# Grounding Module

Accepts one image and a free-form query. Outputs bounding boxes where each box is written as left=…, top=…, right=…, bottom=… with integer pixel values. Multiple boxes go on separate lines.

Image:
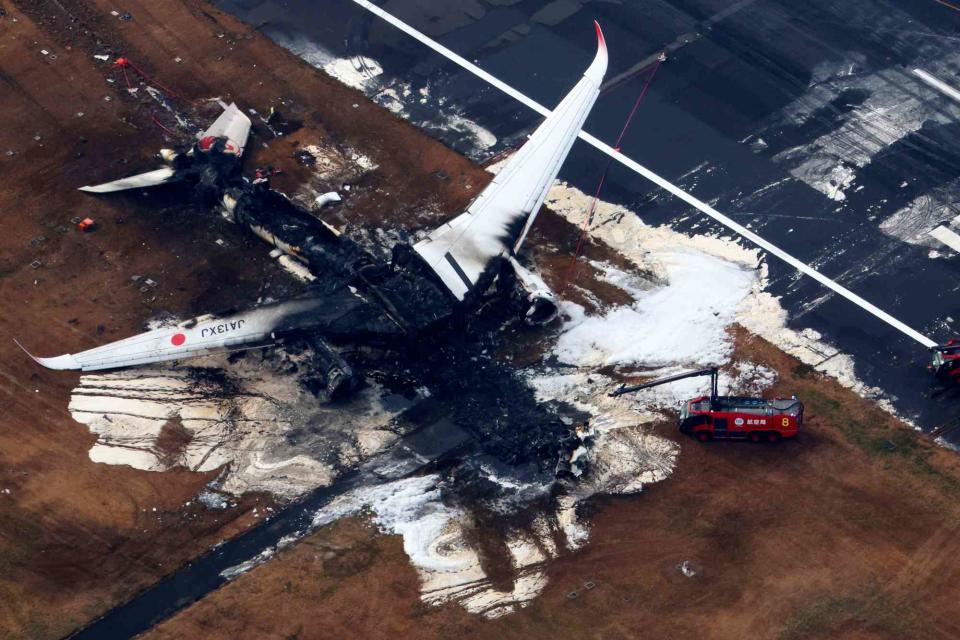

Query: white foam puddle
left=317, top=476, right=548, bottom=617
left=69, top=352, right=403, bottom=499
left=554, top=252, right=756, bottom=369
left=305, top=467, right=649, bottom=618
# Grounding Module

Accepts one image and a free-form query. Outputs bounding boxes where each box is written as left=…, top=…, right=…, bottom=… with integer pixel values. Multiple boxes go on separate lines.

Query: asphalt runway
left=217, top=0, right=960, bottom=432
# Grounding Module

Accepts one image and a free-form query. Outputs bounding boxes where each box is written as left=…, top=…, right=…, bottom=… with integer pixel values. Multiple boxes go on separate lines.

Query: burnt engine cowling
left=506, top=256, right=559, bottom=326
left=300, top=335, right=359, bottom=400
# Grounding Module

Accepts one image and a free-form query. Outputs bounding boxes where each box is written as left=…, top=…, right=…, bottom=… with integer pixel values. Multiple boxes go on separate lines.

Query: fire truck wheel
left=749, top=432, right=763, bottom=443
left=767, top=432, right=781, bottom=444
left=696, top=431, right=712, bottom=442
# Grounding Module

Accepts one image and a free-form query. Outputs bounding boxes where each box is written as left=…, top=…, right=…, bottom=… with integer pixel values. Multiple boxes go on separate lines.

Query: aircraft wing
left=413, top=21, right=608, bottom=301
left=79, top=167, right=178, bottom=193
left=200, top=102, right=251, bottom=156
left=15, top=298, right=327, bottom=371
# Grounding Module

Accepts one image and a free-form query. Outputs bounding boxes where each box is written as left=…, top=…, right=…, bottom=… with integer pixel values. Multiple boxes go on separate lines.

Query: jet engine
left=506, top=256, right=559, bottom=326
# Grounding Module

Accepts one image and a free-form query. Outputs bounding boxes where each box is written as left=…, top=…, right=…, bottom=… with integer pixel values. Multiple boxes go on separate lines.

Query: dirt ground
left=143, top=330, right=960, bottom=640
left=4, top=0, right=960, bottom=639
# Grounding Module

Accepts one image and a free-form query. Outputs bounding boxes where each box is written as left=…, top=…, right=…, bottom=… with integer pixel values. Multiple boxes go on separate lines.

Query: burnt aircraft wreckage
left=20, top=23, right=611, bottom=475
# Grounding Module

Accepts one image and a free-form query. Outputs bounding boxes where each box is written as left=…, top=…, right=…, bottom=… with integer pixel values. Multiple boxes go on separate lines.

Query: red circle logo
left=171, top=333, right=186, bottom=346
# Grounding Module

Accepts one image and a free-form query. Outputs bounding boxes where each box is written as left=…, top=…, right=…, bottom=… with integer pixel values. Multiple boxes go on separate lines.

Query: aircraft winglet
left=595, top=20, right=606, bottom=54
left=14, top=339, right=81, bottom=370
left=585, top=21, right=608, bottom=85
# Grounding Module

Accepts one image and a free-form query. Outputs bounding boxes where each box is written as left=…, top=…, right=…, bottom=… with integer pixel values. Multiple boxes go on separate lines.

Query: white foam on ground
left=68, top=352, right=403, bottom=499
left=273, top=32, right=383, bottom=92
left=524, top=369, right=680, bottom=548
left=310, top=475, right=554, bottom=618
left=554, top=252, right=755, bottom=368
left=322, top=57, right=383, bottom=91
left=440, top=114, right=498, bottom=151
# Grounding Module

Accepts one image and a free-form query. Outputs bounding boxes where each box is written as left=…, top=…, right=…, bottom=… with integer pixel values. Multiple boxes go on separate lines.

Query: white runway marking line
left=350, top=0, right=937, bottom=349
left=930, top=224, right=960, bottom=253
left=913, top=68, right=960, bottom=105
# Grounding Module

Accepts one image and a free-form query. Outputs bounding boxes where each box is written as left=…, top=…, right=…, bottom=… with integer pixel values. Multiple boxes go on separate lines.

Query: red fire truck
left=610, top=367, right=803, bottom=443
left=930, top=340, right=960, bottom=385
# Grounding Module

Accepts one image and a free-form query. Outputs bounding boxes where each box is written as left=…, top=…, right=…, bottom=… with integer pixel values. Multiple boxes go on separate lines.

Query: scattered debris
left=313, top=192, right=341, bottom=209
left=77, top=218, right=96, bottom=232
left=30, top=260, right=42, bottom=270
left=93, top=54, right=110, bottom=62
left=293, top=149, right=316, bottom=166
left=678, top=560, right=697, bottom=578
left=276, top=254, right=316, bottom=283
